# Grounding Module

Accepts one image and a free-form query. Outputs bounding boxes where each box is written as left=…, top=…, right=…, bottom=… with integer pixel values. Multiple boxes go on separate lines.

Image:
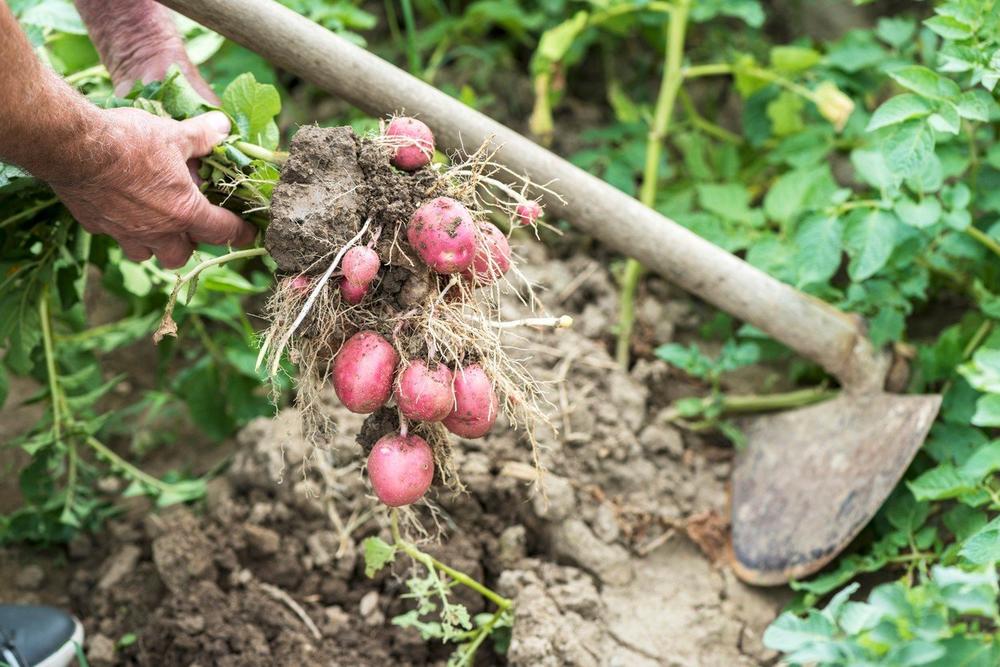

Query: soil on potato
left=0, top=237, right=789, bottom=666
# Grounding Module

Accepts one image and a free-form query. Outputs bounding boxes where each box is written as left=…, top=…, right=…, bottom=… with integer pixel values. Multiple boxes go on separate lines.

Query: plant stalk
left=390, top=510, right=512, bottom=610
left=615, top=0, right=689, bottom=367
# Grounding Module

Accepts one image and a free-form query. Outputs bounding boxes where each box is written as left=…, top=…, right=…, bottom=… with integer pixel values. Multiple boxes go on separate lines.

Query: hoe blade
left=730, top=393, right=941, bottom=586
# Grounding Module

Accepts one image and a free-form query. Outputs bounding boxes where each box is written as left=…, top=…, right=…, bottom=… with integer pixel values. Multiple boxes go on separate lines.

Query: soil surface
left=0, top=236, right=789, bottom=666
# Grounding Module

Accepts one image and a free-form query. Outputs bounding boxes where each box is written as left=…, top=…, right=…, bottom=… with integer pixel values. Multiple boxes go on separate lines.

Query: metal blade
left=730, top=393, right=942, bottom=586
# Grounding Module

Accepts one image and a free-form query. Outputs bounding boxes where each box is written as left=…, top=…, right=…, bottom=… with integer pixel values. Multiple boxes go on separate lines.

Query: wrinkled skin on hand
left=50, top=109, right=257, bottom=268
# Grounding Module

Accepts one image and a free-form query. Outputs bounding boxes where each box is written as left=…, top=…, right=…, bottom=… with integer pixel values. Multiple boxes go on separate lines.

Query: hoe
left=160, top=0, right=942, bottom=585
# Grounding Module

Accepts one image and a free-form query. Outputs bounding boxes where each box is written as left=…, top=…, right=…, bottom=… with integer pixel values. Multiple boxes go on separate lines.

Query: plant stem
left=390, top=510, right=512, bottom=610
left=399, top=0, right=422, bottom=74
left=663, top=385, right=836, bottom=422
left=84, top=436, right=177, bottom=494
left=63, top=64, right=108, bottom=86
left=965, top=225, right=1000, bottom=260
left=684, top=63, right=819, bottom=103
left=0, top=197, right=60, bottom=230
left=233, top=140, right=288, bottom=165
left=615, top=0, right=689, bottom=367
left=39, top=291, right=62, bottom=442
left=455, top=606, right=508, bottom=667
left=678, top=88, right=743, bottom=144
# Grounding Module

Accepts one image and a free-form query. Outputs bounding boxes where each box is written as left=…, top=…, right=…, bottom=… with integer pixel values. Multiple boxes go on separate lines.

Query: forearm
left=0, top=4, right=105, bottom=185
left=74, top=0, right=191, bottom=91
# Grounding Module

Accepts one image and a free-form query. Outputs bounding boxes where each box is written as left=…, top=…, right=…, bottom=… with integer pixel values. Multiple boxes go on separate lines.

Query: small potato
left=395, top=360, right=454, bottom=422
left=332, top=331, right=399, bottom=413
left=385, top=117, right=435, bottom=171
left=443, top=364, right=499, bottom=438
left=367, top=433, right=435, bottom=506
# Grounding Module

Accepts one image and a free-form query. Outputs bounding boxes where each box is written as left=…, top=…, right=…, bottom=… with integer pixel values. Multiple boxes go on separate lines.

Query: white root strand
left=268, top=217, right=372, bottom=375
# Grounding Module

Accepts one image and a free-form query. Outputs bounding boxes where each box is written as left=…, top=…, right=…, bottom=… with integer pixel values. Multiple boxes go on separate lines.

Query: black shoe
left=0, top=605, right=84, bottom=667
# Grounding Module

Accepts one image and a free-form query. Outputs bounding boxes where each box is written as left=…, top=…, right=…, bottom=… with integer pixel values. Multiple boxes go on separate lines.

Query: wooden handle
left=159, top=0, right=886, bottom=390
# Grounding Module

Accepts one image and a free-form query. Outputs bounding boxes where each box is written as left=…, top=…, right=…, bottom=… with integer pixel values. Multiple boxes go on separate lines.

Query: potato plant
left=5, top=0, right=1000, bottom=665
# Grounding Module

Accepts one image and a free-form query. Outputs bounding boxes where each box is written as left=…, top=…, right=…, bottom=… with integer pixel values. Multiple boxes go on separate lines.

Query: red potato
left=342, top=246, right=380, bottom=287
left=443, top=364, right=499, bottom=438
left=395, top=360, right=454, bottom=422
left=385, top=117, right=435, bottom=171
left=515, top=201, right=543, bottom=226
left=367, top=433, right=435, bottom=506
left=288, top=275, right=311, bottom=294
left=332, top=331, right=399, bottom=413
left=407, top=197, right=477, bottom=274
left=340, top=278, right=368, bottom=305
left=462, top=223, right=511, bottom=286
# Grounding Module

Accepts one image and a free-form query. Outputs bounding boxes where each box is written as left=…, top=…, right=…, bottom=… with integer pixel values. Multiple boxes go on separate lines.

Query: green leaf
left=19, top=0, right=87, bottom=34
left=867, top=94, right=933, bottom=132
left=844, top=209, right=900, bottom=281
left=876, top=17, right=917, bottom=48
left=888, top=65, right=961, bottom=99
left=795, top=214, right=843, bottom=287
left=762, top=611, right=837, bottom=658
left=764, top=166, right=836, bottom=225
left=928, top=101, right=961, bottom=134
left=362, top=536, right=397, bottom=577
left=222, top=73, right=281, bottom=149
left=158, top=65, right=212, bottom=119
left=766, top=90, right=805, bottom=136
left=894, top=196, right=942, bottom=228
left=689, top=0, right=764, bottom=27
left=960, top=516, right=1000, bottom=565
left=923, top=15, right=974, bottom=41
left=696, top=183, right=762, bottom=225
left=959, top=440, right=1000, bottom=481
left=850, top=149, right=899, bottom=190
left=956, top=90, right=993, bottom=122
left=882, top=121, right=935, bottom=178
left=907, top=464, right=978, bottom=501
left=199, top=266, right=267, bottom=294
left=826, top=30, right=887, bottom=72
left=959, top=348, right=1000, bottom=393
left=0, top=363, right=7, bottom=408
left=971, top=394, right=1000, bottom=427
left=534, top=11, right=588, bottom=66
left=925, top=637, right=1000, bottom=667
left=770, top=45, right=821, bottom=73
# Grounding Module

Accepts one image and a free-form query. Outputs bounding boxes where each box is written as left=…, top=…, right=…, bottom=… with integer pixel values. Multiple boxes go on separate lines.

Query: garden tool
left=158, top=0, right=942, bottom=585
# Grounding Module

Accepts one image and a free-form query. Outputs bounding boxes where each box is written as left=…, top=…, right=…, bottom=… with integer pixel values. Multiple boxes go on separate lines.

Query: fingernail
left=204, top=111, right=231, bottom=138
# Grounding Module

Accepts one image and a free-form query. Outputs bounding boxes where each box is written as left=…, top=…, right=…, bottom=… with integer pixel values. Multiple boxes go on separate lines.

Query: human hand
left=49, top=108, right=256, bottom=268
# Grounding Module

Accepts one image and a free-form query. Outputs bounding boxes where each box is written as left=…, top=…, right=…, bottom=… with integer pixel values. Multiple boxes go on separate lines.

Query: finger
left=178, top=111, right=232, bottom=158
left=151, top=235, right=195, bottom=270
left=187, top=158, right=203, bottom=185
left=184, top=192, right=258, bottom=247
left=119, top=240, right=153, bottom=262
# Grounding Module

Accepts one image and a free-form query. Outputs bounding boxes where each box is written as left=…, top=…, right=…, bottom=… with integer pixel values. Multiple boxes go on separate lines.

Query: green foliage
left=362, top=536, right=397, bottom=577
left=766, top=572, right=1000, bottom=666
left=527, top=0, right=1000, bottom=661
left=0, top=8, right=290, bottom=542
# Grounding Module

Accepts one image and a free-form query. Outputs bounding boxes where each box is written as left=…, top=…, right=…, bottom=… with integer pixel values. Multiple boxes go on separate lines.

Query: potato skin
left=407, top=197, right=477, bottom=274
left=395, top=360, right=454, bottom=422
left=342, top=246, right=380, bottom=286
left=385, top=117, right=435, bottom=171
left=443, top=364, right=499, bottom=438
left=462, top=223, right=511, bottom=286
left=367, top=434, right=434, bottom=506
left=515, top=201, right=542, bottom=226
left=332, top=331, right=399, bottom=413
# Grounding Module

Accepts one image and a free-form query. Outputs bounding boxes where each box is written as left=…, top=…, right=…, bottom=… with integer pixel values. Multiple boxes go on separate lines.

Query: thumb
left=183, top=187, right=258, bottom=247
left=179, top=111, right=232, bottom=158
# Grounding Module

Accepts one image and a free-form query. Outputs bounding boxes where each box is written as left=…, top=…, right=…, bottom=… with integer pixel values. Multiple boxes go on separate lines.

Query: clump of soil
left=0, top=240, right=788, bottom=666
left=259, top=125, right=558, bottom=502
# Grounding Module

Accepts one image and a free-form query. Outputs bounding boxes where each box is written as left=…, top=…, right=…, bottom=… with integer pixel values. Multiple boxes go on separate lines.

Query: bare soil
left=0, top=236, right=789, bottom=666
